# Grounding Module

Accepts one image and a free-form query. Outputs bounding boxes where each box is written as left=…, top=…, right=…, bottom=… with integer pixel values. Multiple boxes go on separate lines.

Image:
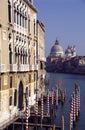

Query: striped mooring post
left=78, top=87, right=80, bottom=114
left=70, top=95, right=74, bottom=130
left=47, top=89, right=50, bottom=115
left=70, top=84, right=80, bottom=130
left=35, top=96, right=38, bottom=115
left=62, top=115, right=64, bottom=130
left=56, top=87, right=58, bottom=107
left=41, top=94, right=44, bottom=119
left=51, top=88, right=54, bottom=105
left=75, top=84, right=80, bottom=117
left=41, top=94, right=44, bottom=130
left=73, top=92, right=76, bottom=124
left=26, top=98, right=29, bottom=130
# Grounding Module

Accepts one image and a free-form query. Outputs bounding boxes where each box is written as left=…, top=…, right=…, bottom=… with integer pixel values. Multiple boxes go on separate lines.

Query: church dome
left=50, top=39, right=64, bottom=57
left=65, top=45, right=77, bottom=58
left=65, top=46, right=72, bottom=54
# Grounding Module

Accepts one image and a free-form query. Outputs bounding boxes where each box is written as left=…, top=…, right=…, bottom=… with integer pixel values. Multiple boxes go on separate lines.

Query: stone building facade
left=37, top=20, right=46, bottom=96
left=0, top=0, right=46, bottom=128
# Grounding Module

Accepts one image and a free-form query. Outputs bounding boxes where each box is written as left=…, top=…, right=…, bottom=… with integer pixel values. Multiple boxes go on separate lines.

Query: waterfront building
left=0, top=0, right=45, bottom=128
left=36, top=20, right=46, bottom=96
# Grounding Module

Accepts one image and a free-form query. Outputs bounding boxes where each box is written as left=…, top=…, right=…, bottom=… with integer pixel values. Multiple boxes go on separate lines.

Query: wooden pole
left=13, top=122, right=14, bottom=130
left=53, top=124, right=55, bottom=130
left=26, top=98, right=29, bottom=130
left=50, top=127, right=53, bottom=130
left=22, top=117, right=24, bottom=130
left=62, top=115, right=64, bottom=130
left=6, top=126, right=8, bottom=130
left=70, top=113, right=73, bottom=130
left=41, top=94, right=43, bottom=130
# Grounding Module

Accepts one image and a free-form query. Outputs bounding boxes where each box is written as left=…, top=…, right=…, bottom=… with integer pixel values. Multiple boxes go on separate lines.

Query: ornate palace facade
left=0, top=0, right=46, bottom=128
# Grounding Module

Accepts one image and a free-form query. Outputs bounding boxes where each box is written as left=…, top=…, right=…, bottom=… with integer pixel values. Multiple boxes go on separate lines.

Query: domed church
left=50, top=39, right=64, bottom=57
left=65, top=45, right=77, bottom=58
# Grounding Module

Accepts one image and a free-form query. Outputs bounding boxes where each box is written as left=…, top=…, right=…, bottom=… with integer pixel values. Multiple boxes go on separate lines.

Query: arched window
left=34, top=19, right=36, bottom=35
left=20, top=9, right=22, bottom=26
left=9, top=96, right=12, bottom=106
left=10, top=76, right=13, bottom=88
left=14, top=89, right=17, bottom=106
left=28, top=16, right=30, bottom=33
left=0, top=77, right=1, bottom=91
left=9, top=44, right=12, bottom=64
left=8, top=0, right=12, bottom=23
left=25, top=87, right=28, bottom=99
left=14, top=7, right=16, bottom=23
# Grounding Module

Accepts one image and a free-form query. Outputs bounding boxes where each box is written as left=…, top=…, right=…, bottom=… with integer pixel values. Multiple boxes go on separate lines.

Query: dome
left=65, top=45, right=77, bottom=58
left=65, top=46, right=72, bottom=54
left=50, top=39, right=64, bottom=57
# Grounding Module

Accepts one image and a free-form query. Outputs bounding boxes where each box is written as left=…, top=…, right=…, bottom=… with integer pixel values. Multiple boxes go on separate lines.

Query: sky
left=34, top=0, right=85, bottom=57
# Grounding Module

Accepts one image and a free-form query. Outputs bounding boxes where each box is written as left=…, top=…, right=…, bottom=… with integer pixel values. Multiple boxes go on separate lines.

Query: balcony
left=17, top=64, right=30, bottom=72
left=24, top=65, right=30, bottom=71
left=10, top=64, right=17, bottom=72
left=34, top=64, right=38, bottom=70
left=0, top=64, right=6, bottom=73
left=29, top=65, right=35, bottom=71
left=18, top=64, right=24, bottom=72
left=39, top=56, right=46, bottom=62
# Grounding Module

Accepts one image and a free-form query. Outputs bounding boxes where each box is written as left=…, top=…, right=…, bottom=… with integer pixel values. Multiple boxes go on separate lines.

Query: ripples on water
left=47, top=72, right=85, bottom=130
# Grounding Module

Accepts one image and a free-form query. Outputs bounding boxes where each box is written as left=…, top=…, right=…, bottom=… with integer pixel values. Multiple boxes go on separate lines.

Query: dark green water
left=47, top=72, right=85, bottom=130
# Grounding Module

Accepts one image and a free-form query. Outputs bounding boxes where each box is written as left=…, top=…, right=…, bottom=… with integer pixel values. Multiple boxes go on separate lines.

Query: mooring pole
left=62, top=115, right=64, bottom=130
left=25, top=89, right=29, bottom=130
left=35, top=90, right=38, bottom=130
left=6, top=126, right=8, bottom=130
left=70, top=113, right=73, bottom=130
left=70, top=94, right=73, bottom=130
left=47, top=89, right=50, bottom=115
left=41, top=94, right=43, bottom=130
left=22, top=117, right=24, bottom=130
left=56, top=86, right=58, bottom=108
left=13, top=122, right=14, bottom=130
left=53, top=124, right=55, bottom=130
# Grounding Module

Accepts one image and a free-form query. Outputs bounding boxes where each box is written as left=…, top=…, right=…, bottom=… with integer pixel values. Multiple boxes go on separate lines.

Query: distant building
left=46, top=39, right=85, bottom=74
left=47, top=39, right=77, bottom=63
left=37, top=20, right=46, bottom=96
left=50, top=39, right=64, bottom=57
left=65, top=45, right=77, bottom=58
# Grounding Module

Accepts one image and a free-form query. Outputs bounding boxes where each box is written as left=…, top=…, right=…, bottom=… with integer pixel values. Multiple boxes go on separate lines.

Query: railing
left=18, top=64, right=30, bottom=72
left=24, top=64, right=30, bottom=71
left=10, top=64, right=17, bottom=72
left=34, top=64, right=38, bottom=70
left=14, top=24, right=28, bottom=36
left=18, top=64, right=24, bottom=72
left=0, top=64, right=38, bottom=73
left=39, top=56, right=46, bottom=62
left=29, top=65, right=35, bottom=71
left=0, top=64, right=6, bottom=73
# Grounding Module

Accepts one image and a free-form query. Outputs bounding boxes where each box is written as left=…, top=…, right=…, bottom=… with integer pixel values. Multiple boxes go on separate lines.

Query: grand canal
left=47, top=72, right=85, bottom=130
left=16, top=73, right=85, bottom=130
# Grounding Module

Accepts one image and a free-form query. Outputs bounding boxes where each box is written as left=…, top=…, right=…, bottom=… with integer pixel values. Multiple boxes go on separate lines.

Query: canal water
left=16, top=73, right=85, bottom=130
left=47, top=72, right=85, bottom=130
